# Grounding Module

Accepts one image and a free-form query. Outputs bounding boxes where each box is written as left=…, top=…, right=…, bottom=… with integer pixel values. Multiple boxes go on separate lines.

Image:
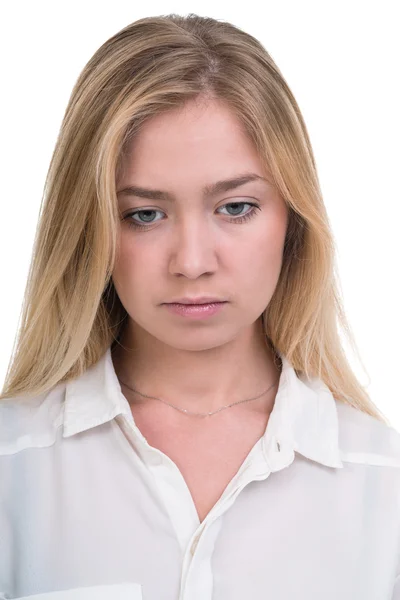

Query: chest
left=171, top=443, right=258, bottom=523
left=130, top=407, right=270, bottom=523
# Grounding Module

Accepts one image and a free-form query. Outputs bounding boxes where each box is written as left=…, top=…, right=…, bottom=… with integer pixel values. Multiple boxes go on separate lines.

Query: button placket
left=190, top=534, right=200, bottom=555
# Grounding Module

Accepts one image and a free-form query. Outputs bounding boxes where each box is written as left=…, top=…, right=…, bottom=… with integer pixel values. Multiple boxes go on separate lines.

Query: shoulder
left=335, top=399, right=400, bottom=467
left=0, top=383, right=67, bottom=456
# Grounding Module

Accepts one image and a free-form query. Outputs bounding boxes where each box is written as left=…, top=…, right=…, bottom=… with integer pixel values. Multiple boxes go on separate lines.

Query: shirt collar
left=63, top=346, right=344, bottom=470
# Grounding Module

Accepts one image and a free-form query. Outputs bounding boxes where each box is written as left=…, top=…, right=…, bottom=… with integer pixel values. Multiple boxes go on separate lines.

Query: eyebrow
left=116, top=173, right=269, bottom=201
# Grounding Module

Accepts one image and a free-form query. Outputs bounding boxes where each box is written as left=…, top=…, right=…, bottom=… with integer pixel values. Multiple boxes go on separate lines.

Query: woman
left=1, top=13, right=399, bottom=600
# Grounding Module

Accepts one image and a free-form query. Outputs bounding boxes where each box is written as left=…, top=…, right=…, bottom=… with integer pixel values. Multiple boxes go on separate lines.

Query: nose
left=168, top=213, right=219, bottom=279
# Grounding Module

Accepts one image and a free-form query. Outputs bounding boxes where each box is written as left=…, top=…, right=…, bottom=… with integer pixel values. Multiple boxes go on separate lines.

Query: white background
left=0, top=1, right=399, bottom=429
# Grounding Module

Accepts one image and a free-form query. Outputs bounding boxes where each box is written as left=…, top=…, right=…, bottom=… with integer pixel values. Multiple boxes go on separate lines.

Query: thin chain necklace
left=118, top=377, right=280, bottom=417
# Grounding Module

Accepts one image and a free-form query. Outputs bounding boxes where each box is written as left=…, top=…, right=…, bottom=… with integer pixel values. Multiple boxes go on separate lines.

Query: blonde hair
left=0, top=13, right=390, bottom=426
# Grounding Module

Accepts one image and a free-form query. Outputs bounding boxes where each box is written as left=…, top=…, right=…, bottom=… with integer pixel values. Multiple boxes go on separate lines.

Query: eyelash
left=123, top=202, right=261, bottom=230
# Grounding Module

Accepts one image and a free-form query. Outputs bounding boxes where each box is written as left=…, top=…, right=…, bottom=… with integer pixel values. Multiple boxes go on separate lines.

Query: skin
left=111, top=96, right=289, bottom=430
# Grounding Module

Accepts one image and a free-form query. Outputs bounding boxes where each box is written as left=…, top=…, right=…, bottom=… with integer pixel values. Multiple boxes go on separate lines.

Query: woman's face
left=112, top=97, right=289, bottom=352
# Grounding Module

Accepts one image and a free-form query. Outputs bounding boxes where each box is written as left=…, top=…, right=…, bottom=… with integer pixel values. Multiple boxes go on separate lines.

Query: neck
left=111, top=317, right=281, bottom=415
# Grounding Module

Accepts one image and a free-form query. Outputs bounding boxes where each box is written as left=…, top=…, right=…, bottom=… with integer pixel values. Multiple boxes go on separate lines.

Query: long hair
left=0, top=13, right=390, bottom=426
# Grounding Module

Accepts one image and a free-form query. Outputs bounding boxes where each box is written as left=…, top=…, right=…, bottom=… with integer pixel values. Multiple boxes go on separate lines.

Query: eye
left=126, top=208, right=163, bottom=227
left=123, top=201, right=262, bottom=230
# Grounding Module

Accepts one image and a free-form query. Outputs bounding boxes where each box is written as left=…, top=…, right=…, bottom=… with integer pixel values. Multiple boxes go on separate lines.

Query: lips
left=165, top=297, right=227, bottom=305
left=163, top=301, right=227, bottom=318
left=169, top=302, right=225, bottom=306
left=170, top=301, right=225, bottom=305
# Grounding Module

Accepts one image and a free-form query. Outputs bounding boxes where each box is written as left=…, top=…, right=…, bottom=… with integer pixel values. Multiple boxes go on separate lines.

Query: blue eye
left=123, top=201, right=261, bottom=230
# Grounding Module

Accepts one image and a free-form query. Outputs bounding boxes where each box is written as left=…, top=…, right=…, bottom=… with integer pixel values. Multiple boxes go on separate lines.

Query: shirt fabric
left=1, top=346, right=400, bottom=600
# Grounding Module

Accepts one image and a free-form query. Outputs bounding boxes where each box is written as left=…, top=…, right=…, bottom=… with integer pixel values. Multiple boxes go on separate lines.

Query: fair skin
left=111, top=96, right=289, bottom=521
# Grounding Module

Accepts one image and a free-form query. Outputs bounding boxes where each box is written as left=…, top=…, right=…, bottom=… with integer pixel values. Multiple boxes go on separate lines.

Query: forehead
left=118, top=99, right=265, bottom=182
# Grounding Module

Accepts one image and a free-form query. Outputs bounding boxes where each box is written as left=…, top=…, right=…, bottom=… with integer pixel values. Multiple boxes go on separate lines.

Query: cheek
left=115, top=233, right=149, bottom=273
left=112, top=237, right=142, bottom=293
left=112, top=235, right=162, bottom=301
left=235, top=218, right=287, bottom=289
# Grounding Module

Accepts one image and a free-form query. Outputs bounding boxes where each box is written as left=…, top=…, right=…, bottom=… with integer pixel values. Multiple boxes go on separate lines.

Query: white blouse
left=1, top=346, right=400, bottom=600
